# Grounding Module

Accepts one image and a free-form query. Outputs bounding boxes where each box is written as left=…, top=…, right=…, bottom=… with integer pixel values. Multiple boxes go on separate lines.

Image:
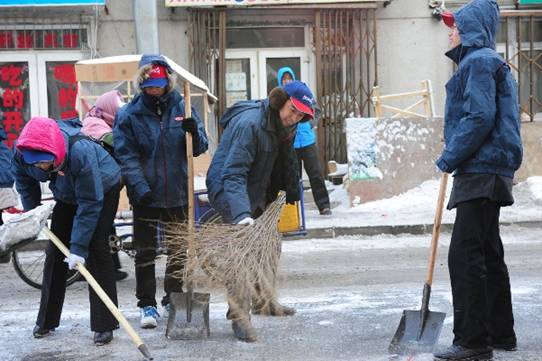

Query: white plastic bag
left=0, top=203, right=53, bottom=252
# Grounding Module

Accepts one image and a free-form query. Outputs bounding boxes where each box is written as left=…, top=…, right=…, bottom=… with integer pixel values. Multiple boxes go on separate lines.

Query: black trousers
left=132, top=205, right=186, bottom=308
left=296, top=144, right=330, bottom=212
left=36, top=184, right=120, bottom=333
left=449, top=198, right=516, bottom=348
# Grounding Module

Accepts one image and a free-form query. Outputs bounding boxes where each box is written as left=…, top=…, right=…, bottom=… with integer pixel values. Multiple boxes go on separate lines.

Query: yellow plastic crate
left=277, top=202, right=300, bottom=233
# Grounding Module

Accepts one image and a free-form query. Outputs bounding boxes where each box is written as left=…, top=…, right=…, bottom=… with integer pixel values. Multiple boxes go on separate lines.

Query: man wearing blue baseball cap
left=114, top=54, right=209, bottom=329
left=206, top=80, right=314, bottom=342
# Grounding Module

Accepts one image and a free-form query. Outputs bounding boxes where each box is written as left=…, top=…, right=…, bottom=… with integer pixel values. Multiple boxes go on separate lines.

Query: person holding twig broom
left=206, top=80, right=315, bottom=342
left=12, top=116, right=121, bottom=346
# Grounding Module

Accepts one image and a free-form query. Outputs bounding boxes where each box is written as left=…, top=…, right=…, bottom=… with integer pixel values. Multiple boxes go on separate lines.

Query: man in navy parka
left=206, top=80, right=314, bottom=342
left=113, top=54, right=208, bottom=329
left=434, top=1, right=522, bottom=360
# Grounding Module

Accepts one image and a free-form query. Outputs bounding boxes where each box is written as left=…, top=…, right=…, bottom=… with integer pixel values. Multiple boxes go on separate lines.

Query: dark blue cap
left=283, top=81, right=315, bottom=118
left=22, top=149, right=55, bottom=164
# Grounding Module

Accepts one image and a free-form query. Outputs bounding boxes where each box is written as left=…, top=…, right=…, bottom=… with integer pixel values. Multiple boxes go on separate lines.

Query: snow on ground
left=2, top=232, right=542, bottom=361
left=305, top=176, right=542, bottom=229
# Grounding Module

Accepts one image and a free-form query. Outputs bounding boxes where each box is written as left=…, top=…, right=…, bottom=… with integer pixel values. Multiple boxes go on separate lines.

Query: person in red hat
left=205, top=80, right=315, bottom=342
left=113, top=54, right=208, bottom=329
left=434, top=1, right=522, bottom=360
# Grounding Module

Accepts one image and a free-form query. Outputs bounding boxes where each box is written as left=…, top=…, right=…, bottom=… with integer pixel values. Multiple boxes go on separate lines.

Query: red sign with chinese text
left=0, top=63, right=30, bottom=148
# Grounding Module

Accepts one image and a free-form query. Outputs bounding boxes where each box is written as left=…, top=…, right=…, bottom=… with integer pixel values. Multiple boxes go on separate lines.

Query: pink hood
left=86, top=90, right=123, bottom=127
left=82, top=116, right=112, bottom=140
left=16, top=117, right=66, bottom=168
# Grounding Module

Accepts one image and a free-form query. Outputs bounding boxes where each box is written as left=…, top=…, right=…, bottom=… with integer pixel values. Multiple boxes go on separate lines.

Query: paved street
left=1, top=225, right=541, bottom=361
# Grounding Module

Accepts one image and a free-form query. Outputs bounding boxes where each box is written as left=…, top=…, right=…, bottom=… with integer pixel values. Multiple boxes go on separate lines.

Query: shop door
left=258, top=50, right=310, bottom=97
left=0, top=52, right=82, bottom=146
left=225, top=49, right=312, bottom=107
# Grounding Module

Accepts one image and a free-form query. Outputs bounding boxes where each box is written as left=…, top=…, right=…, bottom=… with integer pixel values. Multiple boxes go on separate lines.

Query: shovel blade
left=388, top=309, right=446, bottom=355
left=166, top=291, right=210, bottom=340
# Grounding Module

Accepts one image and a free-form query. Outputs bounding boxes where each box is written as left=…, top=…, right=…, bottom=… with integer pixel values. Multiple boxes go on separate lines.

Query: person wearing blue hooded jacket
left=433, top=1, right=523, bottom=360
left=113, top=54, right=208, bottom=329
left=12, top=116, right=121, bottom=346
left=206, top=80, right=314, bottom=342
left=277, top=67, right=331, bottom=215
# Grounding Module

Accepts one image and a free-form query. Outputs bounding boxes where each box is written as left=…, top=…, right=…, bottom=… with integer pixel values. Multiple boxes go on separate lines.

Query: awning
left=75, top=54, right=217, bottom=102
left=0, top=0, right=104, bottom=6
left=166, top=0, right=381, bottom=7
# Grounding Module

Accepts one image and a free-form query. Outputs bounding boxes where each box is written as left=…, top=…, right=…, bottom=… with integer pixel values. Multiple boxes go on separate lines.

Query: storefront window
left=225, top=58, right=251, bottom=108
left=0, top=62, right=31, bottom=147
left=265, top=57, right=301, bottom=95
left=227, top=27, right=304, bottom=48
left=46, top=61, right=78, bottom=120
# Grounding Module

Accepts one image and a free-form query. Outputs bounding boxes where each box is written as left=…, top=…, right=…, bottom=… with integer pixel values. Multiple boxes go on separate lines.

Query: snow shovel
left=388, top=173, right=448, bottom=355
left=2, top=205, right=153, bottom=359
left=166, top=81, right=210, bottom=340
left=40, top=227, right=154, bottom=360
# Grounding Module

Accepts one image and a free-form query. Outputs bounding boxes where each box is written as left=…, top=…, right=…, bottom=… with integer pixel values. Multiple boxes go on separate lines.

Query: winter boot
left=94, top=331, right=113, bottom=346
left=252, top=300, right=296, bottom=316
left=491, top=336, right=517, bottom=351
left=231, top=318, right=257, bottom=343
left=433, top=345, right=493, bottom=360
left=33, top=325, right=54, bottom=338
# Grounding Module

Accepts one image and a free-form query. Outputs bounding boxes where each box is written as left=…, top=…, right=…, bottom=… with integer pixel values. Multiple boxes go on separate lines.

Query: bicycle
left=10, top=221, right=135, bottom=290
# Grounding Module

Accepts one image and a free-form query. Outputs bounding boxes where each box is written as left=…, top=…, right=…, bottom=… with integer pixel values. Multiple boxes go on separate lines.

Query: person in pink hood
left=12, top=116, right=121, bottom=346
left=82, top=90, right=125, bottom=152
left=82, top=90, right=128, bottom=281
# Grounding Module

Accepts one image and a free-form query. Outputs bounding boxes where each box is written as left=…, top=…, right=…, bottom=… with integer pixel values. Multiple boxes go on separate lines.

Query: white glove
left=237, top=217, right=254, bottom=226
left=64, top=253, right=85, bottom=270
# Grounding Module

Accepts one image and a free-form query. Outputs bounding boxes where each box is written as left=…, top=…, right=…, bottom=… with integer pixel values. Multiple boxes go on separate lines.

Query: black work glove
left=182, top=117, right=198, bottom=135
left=286, top=187, right=300, bottom=205
left=138, top=192, right=153, bottom=206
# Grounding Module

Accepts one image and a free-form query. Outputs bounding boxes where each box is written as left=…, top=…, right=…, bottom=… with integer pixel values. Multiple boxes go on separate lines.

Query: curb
left=286, top=220, right=542, bottom=240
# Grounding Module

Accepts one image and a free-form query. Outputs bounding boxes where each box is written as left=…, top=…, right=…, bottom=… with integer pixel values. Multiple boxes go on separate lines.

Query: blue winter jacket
left=277, top=66, right=316, bottom=149
left=436, top=0, right=522, bottom=177
left=12, top=119, right=121, bottom=258
left=206, top=99, right=281, bottom=223
left=113, top=90, right=208, bottom=208
left=0, top=126, right=14, bottom=188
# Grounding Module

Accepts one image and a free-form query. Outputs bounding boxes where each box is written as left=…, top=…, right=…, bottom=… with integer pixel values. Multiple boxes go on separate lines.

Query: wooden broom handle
left=425, top=173, right=448, bottom=286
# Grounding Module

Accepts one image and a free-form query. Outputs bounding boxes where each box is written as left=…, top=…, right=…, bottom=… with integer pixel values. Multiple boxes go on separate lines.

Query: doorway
left=224, top=48, right=313, bottom=107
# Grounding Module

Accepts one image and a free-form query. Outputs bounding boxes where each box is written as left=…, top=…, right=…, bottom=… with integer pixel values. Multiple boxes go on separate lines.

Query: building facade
left=1, top=0, right=540, bottom=164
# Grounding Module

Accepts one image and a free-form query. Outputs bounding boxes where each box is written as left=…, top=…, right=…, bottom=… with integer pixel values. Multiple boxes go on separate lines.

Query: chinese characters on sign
left=47, top=62, right=78, bottom=120
left=0, top=62, right=30, bottom=148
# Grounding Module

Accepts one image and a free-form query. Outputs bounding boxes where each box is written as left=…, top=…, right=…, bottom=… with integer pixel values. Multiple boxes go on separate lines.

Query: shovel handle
left=425, top=173, right=448, bottom=286
left=184, top=81, right=195, bottom=235
left=183, top=81, right=196, bottom=300
left=41, top=227, right=152, bottom=360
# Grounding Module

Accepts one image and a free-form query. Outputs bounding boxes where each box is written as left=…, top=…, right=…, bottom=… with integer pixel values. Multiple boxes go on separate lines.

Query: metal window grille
left=314, top=8, right=377, bottom=164
left=500, top=11, right=542, bottom=122
left=0, top=28, right=87, bottom=50
left=188, top=7, right=378, bottom=164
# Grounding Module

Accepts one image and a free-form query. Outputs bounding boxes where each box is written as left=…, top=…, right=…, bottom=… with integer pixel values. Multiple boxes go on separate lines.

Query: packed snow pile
left=305, top=176, right=542, bottom=229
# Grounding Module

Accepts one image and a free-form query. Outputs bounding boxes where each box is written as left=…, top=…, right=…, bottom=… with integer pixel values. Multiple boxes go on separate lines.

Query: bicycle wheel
left=12, top=239, right=81, bottom=290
